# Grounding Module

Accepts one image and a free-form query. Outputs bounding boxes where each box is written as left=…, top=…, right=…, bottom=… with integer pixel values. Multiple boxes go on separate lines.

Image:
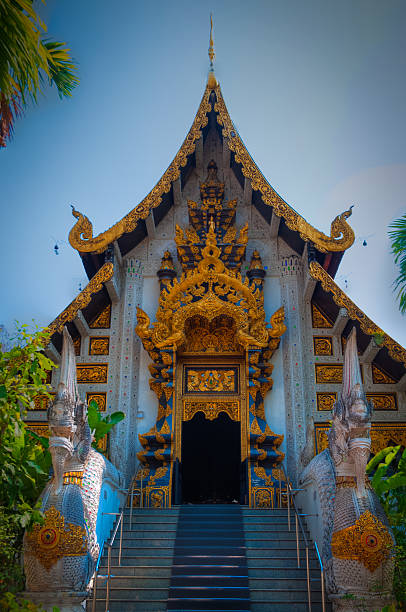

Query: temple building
left=25, top=29, right=406, bottom=512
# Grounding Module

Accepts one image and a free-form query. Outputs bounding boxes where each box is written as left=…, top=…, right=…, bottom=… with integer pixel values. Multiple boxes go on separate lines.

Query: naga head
left=47, top=328, right=82, bottom=492
left=328, top=327, right=373, bottom=496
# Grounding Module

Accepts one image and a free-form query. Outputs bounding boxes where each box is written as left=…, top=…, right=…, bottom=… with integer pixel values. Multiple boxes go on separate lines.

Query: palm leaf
left=389, top=214, right=406, bottom=314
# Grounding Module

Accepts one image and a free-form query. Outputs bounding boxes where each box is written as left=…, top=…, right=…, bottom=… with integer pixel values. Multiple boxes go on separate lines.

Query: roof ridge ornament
left=207, top=14, right=218, bottom=90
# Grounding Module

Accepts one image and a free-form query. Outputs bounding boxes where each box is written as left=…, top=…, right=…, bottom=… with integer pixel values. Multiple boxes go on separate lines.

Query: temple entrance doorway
left=181, top=412, right=241, bottom=504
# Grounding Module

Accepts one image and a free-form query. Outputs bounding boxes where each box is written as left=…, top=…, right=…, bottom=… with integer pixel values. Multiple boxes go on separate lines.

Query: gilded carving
left=25, top=423, right=50, bottom=438
left=366, top=393, right=397, bottom=411
left=186, top=368, right=237, bottom=393
left=315, top=423, right=406, bottom=455
left=136, top=224, right=286, bottom=355
left=311, top=303, right=333, bottom=328
left=253, top=488, right=272, bottom=508
left=90, top=304, right=111, bottom=329
left=32, top=393, right=55, bottom=411
left=25, top=506, right=87, bottom=570
left=73, top=336, right=81, bottom=356
left=183, top=315, right=240, bottom=353
left=331, top=510, right=392, bottom=572
left=86, top=392, right=107, bottom=412
left=313, top=336, right=333, bottom=356
left=316, top=392, right=337, bottom=411
left=309, top=261, right=406, bottom=367
left=48, top=263, right=113, bottom=335
left=76, top=364, right=108, bottom=384
left=371, top=363, right=396, bottom=385
left=183, top=400, right=239, bottom=422
left=315, top=364, right=343, bottom=384
left=89, top=336, right=110, bottom=355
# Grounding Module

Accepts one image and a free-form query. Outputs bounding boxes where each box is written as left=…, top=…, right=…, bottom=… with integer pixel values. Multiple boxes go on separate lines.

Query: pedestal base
left=21, top=591, right=88, bottom=612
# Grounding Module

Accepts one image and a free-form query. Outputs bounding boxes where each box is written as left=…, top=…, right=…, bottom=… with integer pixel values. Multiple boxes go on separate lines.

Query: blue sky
left=0, top=0, right=405, bottom=346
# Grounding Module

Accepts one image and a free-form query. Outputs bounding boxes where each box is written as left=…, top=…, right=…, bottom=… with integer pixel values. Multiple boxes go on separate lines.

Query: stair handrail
left=91, top=477, right=136, bottom=612
left=279, top=462, right=326, bottom=612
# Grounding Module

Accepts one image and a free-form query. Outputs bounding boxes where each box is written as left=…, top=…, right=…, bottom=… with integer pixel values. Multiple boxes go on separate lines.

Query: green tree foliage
left=88, top=400, right=124, bottom=454
left=0, top=0, right=78, bottom=146
left=367, top=446, right=406, bottom=607
left=0, top=325, right=54, bottom=598
left=389, top=213, right=406, bottom=315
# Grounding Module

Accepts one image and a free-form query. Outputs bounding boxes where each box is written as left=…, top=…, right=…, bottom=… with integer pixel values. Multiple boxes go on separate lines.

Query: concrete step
left=167, top=600, right=250, bottom=611
left=251, top=603, right=327, bottom=612
left=249, top=577, right=321, bottom=589
left=95, top=576, right=170, bottom=589
left=248, top=556, right=320, bottom=569
left=99, top=555, right=173, bottom=566
left=96, top=587, right=168, bottom=600
left=246, top=548, right=318, bottom=559
left=92, top=598, right=167, bottom=611
left=250, top=588, right=324, bottom=602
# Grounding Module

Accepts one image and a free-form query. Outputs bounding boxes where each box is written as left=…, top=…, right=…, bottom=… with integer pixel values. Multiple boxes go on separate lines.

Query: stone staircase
left=91, top=504, right=329, bottom=611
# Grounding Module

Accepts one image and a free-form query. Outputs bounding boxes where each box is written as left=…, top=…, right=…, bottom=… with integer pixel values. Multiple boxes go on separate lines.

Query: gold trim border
left=309, top=261, right=406, bottom=367
left=68, top=83, right=354, bottom=255
left=48, top=263, right=114, bottom=336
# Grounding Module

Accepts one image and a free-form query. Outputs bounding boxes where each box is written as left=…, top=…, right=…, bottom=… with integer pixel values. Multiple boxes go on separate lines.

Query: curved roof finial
left=207, top=14, right=218, bottom=89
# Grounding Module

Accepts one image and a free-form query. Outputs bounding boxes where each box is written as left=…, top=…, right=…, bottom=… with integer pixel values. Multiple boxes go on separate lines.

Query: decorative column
left=279, top=255, right=307, bottom=483
left=247, top=251, right=285, bottom=508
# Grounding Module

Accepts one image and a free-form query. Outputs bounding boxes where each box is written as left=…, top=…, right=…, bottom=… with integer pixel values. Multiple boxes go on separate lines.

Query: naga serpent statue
left=299, top=328, right=394, bottom=611
left=23, top=328, right=124, bottom=611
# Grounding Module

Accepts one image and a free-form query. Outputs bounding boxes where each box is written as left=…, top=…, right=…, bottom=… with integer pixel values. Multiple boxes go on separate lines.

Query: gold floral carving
left=366, top=393, right=397, bottom=411
left=68, top=88, right=212, bottom=253
left=76, top=364, right=108, bottom=384
left=313, top=336, right=333, bottom=356
left=315, top=423, right=406, bottom=455
left=371, top=363, right=396, bottom=384
left=253, top=488, right=273, bottom=508
left=90, top=304, right=111, bottom=329
left=73, top=336, right=81, bottom=356
left=32, top=393, right=55, bottom=411
left=25, top=423, right=50, bottom=438
left=86, top=392, right=107, bottom=412
left=316, top=392, right=337, bottom=411
left=309, top=261, right=406, bottom=367
left=214, top=86, right=354, bottom=253
left=183, top=315, right=240, bottom=353
left=331, top=510, right=392, bottom=572
left=48, top=263, right=113, bottom=335
left=315, top=364, right=343, bottom=384
left=311, top=303, right=333, bottom=328
left=25, top=506, right=87, bottom=570
left=135, top=224, right=286, bottom=355
left=183, top=400, right=239, bottom=422
left=89, top=337, right=110, bottom=355
left=186, top=369, right=236, bottom=393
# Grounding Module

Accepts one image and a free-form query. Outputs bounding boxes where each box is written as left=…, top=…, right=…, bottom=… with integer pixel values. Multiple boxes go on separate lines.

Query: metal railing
left=278, top=463, right=326, bottom=612
left=91, top=477, right=138, bottom=612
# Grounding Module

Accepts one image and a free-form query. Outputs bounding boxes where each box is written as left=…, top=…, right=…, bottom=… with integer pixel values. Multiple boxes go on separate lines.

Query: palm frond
left=389, top=214, right=406, bottom=314
left=0, top=0, right=78, bottom=146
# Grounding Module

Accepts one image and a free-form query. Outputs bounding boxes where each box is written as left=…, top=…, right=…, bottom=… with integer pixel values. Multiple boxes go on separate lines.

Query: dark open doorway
left=181, top=411, right=241, bottom=503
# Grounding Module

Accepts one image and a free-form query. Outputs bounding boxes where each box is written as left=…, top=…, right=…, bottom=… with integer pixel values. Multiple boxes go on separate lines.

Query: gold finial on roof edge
left=309, top=260, right=406, bottom=367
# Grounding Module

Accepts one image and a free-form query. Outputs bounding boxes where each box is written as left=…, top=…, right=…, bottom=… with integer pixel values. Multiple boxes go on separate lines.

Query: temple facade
left=25, top=48, right=406, bottom=512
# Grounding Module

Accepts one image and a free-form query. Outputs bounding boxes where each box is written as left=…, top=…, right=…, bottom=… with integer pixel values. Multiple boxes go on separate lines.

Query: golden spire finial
left=208, top=14, right=215, bottom=66
left=207, top=15, right=218, bottom=90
